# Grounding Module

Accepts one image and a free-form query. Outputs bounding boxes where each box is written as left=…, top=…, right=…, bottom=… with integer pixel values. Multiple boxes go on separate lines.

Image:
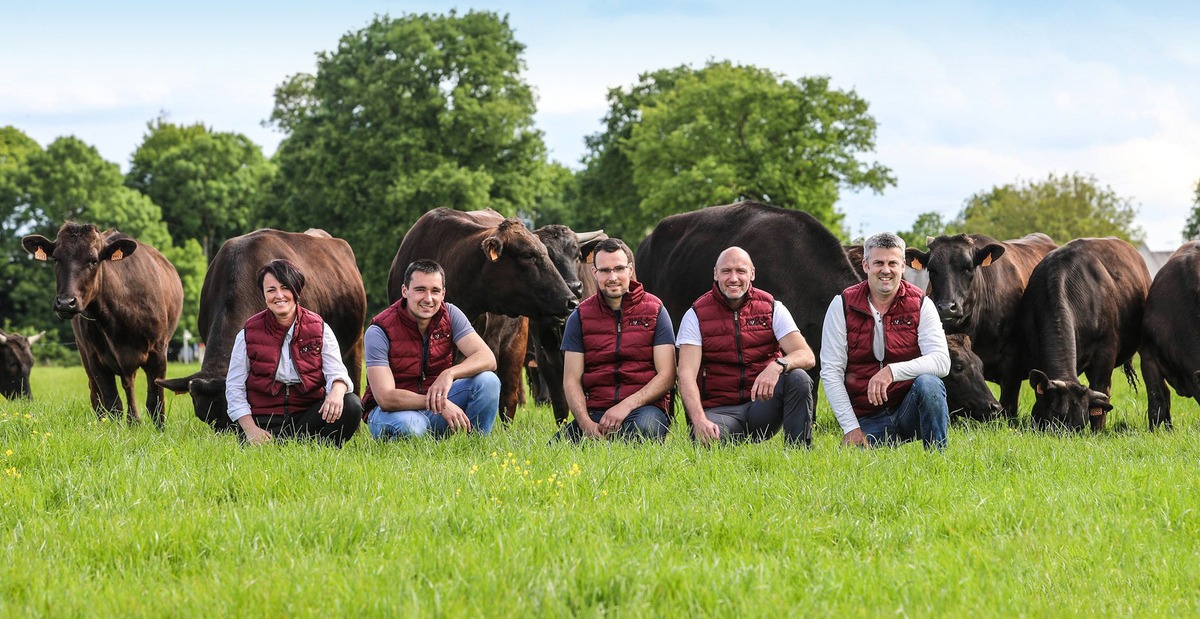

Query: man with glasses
left=555, top=238, right=676, bottom=442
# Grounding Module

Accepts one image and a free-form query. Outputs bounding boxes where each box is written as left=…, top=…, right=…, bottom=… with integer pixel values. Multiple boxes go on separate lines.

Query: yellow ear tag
left=980, top=254, right=993, bottom=267
left=111, top=248, right=125, bottom=261
left=911, top=258, right=924, bottom=270
left=34, top=247, right=47, bottom=261
left=488, top=247, right=500, bottom=261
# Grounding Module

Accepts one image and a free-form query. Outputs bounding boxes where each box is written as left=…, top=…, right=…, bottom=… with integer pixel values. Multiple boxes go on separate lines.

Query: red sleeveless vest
left=692, top=284, right=780, bottom=407
left=361, top=299, right=454, bottom=415
left=243, top=306, right=326, bottom=415
left=842, top=279, right=924, bottom=417
left=578, top=281, right=669, bottom=411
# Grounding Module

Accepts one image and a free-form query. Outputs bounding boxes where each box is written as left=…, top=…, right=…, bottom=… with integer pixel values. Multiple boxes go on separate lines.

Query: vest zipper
left=419, top=335, right=431, bottom=393
left=612, top=315, right=623, bottom=402
left=734, top=309, right=746, bottom=401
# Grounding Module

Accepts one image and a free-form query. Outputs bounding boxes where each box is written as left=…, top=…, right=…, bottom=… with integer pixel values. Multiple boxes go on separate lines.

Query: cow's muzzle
left=53, top=296, right=81, bottom=319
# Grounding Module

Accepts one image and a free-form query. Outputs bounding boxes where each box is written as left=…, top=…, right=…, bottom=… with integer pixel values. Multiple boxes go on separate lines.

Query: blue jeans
left=368, top=372, right=500, bottom=439
left=554, top=405, right=670, bottom=443
left=857, top=374, right=949, bottom=449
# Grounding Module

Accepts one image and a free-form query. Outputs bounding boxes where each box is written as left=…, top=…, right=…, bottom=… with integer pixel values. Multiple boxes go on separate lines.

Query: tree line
left=0, top=10, right=1187, bottom=363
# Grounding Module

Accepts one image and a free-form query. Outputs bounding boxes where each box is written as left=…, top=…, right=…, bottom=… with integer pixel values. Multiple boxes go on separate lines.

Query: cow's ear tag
left=34, top=247, right=47, bottom=261
left=1035, top=384, right=1044, bottom=395
left=488, top=247, right=500, bottom=261
left=910, top=257, right=923, bottom=270
left=980, top=254, right=993, bottom=267
left=1089, top=407, right=1104, bottom=417
left=110, top=249, right=124, bottom=261
left=584, top=251, right=594, bottom=264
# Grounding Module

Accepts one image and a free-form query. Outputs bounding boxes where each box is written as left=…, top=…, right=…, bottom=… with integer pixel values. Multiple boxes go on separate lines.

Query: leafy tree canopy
left=127, top=117, right=275, bottom=261
left=1183, top=179, right=1200, bottom=241
left=577, top=61, right=894, bottom=242
left=954, top=172, right=1144, bottom=245
left=265, top=10, right=551, bottom=309
left=898, top=211, right=954, bottom=249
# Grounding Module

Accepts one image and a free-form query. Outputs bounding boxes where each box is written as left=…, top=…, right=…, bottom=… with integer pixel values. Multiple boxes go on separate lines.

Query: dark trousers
left=242, top=393, right=363, bottom=447
left=692, top=370, right=814, bottom=447
left=554, top=405, right=670, bottom=443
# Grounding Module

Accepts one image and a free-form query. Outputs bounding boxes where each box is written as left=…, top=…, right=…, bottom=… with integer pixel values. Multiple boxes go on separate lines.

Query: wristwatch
left=774, top=357, right=789, bottom=372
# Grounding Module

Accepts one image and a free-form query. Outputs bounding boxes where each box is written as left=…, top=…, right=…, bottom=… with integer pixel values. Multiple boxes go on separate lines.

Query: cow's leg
left=532, top=320, right=570, bottom=425
left=999, top=371, right=1023, bottom=426
left=1141, top=353, right=1171, bottom=430
left=92, top=367, right=122, bottom=420
left=145, top=348, right=168, bottom=430
left=120, top=372, right=142, bottom=425
left=1084, top=362, right=1114, bottom=433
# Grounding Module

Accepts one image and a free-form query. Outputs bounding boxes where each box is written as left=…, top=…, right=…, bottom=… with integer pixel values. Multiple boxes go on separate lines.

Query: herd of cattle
left=4, top=201, right=1199, bottom=435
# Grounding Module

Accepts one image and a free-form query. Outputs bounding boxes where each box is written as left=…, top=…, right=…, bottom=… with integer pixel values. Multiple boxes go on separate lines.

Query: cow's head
left=943, top=334, right=1003, bottom=421
left=0, top=330, right=41, bottom=400
left=479, top=218, right=578, bottom=319
left=23, top=223, right=138, bottom=320
left=534, top=225, right=607, bottom=300
left=1028, top=369, right=1112, bottom=431
left=157, top=375, right=228, bottom=424
left=906, top=234, right=1005, bottom=331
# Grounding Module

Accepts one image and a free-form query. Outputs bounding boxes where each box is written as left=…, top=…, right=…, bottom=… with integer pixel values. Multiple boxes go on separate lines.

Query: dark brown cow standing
left=386, top=208, right=580, bottom=421
left=158, top=229, right=367, bottom=428
left=23, top=223, right=183, bottom=427
left=0, top=329, right=42, bottom=400
left=943, top=333, right=1003, bottom=420
left=635, top=201, right=860, bottom=385
left=1140, top=240, right=1200, bottom=430
left=1017, top=237, right=1150, bottom=431
left=906, top=233, right=1057, bottom=420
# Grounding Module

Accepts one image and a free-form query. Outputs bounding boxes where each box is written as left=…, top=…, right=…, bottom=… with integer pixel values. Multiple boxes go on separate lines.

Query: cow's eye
left=953, top=364, right=963, bottom=372
left=89, top=259, right=100, bottom=267
left=523, top=253, right=538, bottom=263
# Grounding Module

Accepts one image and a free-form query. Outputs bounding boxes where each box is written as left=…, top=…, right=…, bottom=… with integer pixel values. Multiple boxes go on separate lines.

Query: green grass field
left=2, top=363, right=1199, bottom=616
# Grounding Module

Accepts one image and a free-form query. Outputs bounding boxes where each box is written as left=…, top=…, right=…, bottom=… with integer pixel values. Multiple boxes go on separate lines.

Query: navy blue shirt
left=560, top=305, right=675, bottom=353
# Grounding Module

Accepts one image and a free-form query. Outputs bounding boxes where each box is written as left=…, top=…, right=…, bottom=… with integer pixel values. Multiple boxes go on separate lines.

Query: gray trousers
left=693, top=370, right=814, bottom=447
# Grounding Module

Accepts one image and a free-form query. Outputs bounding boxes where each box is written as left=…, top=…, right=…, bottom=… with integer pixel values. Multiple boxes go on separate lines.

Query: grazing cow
left=23, top=223, right=183, bottom=426
left=636, top=201, right=860, bottom=384
left=157, top=229, right=367, bottom=428
left=1140, top=240, right=1200, bottom=429
left=943, top=333, right=1003, bottom=420
left=906, top=233, right=1057, bottom=420
left=1017, top=237, right=1150, bottom=431
left=0, top=329, right=43, bottom=400
left=387, top=209, right=585, bottom=422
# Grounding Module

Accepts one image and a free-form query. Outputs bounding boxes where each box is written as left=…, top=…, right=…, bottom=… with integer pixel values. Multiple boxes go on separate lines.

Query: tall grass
left=1, top=364, right=1198, bottom=616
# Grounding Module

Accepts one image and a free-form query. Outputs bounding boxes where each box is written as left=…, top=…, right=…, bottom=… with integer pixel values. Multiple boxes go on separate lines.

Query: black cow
left=1017, top=237, right=1150, bottom=431
left=906, top=233, right=1057, bottom=420
left=158, top=229, right=367, bottom=428
left=24, top=223, right=183, bottom=427
left=944, top=333, right=1003, bottom=421
left=1140, top=240, right=1200, bottom=430
left=636, top=201, right=860, bottom=383
left=0, top=329, right=42, bottom=400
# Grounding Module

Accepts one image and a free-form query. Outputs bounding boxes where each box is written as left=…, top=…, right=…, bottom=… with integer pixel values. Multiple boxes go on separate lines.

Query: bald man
left=676, top=247, right=816, bottom=447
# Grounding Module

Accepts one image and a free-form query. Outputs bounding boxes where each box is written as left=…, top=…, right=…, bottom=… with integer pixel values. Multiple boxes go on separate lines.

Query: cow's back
left=637, top=201, right=859, bottom=366
left=1142, top=241, right=1200, bottom=399
left=195, top=229, right=367, bottom=389
left=387, top=208, right=497, bottom=302
left=1020, top=237, right=1150, bottom=379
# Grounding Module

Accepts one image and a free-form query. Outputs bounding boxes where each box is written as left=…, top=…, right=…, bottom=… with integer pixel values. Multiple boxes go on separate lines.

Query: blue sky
left=3, top=1, right=1197, bottom=248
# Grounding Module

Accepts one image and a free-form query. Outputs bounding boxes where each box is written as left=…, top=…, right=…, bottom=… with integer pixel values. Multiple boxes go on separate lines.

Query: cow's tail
left=1123, top=359, right=1139, bottom=393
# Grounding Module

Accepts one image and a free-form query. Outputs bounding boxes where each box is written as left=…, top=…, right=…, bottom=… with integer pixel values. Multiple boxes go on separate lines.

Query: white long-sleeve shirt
left=225, top=322, right=352, bottom=422
left=819, top=294, right=949, bottom=434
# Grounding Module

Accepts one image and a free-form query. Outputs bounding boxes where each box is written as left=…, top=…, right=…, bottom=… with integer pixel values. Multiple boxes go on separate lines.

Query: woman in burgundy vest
left=224, top=259, right=361, bottom=446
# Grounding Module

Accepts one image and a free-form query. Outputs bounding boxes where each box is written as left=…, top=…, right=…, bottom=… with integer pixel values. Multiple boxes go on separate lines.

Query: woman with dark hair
left=224, top=259, right=362, bottom=446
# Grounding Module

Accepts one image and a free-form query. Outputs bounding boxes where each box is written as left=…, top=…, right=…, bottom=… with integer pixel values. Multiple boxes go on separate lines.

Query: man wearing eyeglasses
left=555, top=238, right=676, bottom=442
left=677, top=247, right=817, bottom=447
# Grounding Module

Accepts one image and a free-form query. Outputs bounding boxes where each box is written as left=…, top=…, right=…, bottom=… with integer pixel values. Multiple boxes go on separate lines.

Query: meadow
left=2, top=363, right=1199, bottom=617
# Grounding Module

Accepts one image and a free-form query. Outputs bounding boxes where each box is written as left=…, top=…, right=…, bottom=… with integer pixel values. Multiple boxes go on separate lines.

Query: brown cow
left=1018, top=237, right=1150, bottom=431
left=943, top=333, right=1003, bottom=421
left=387, top=209, right=584, bottom=422
left=23, top=223, right=183, bottom=427
left=158, top=229, right=367, bottom=429
left=0, top=329, right=43, bottom=400
left=1140, top=240, right=1200, bottom=430
left=906, top=233, right=1057, bottom=420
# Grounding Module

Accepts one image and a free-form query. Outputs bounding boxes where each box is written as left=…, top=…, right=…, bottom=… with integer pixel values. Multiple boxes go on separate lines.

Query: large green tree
left=265, top=11, right=551, bottom=308
left=1183, top=179, right=1200, bottom=241
left=0, top=133, right=204, bottom=342
left=577, top=61, right=894, bottom=242
left=898, top=211, right=955, bottom=249
left=126, top=118, right=274, bottom=260
left=955, top=172, right=1144, bottom=244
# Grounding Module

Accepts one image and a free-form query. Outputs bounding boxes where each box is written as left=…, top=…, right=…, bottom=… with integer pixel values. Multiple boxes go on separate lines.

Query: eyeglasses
left=594, top=265, right=630, bottom=275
